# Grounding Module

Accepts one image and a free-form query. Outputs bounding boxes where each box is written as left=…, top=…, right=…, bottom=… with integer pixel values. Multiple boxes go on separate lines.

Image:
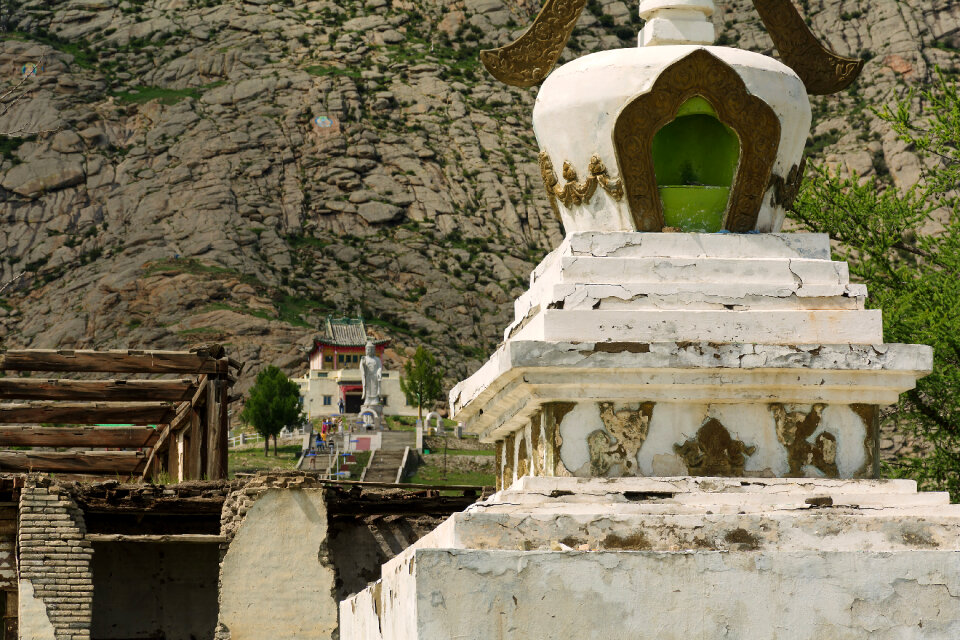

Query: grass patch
left=6, top=31, right=97, bottom=68
left=202, top=301, right=274, bottom=321
left=406, top=464, right=495, bottom=487
left=0, top=299, right=12, bottom=312
left=113, top=86, right=203, bottom=105
left=228, top=443, right=301, bottom=477
left=422, top=448, right=494, bottom=457
left=287, top=233, right=330, bottom=250
left=143, top=257, right=238, bottom=276
left=277, top=294, right=332, bottom=327
left=304, top=65, right=362, bottom=79
left=0, top=135, right=31, bottom=163
left=384, top=415, right=458, bottom=431
left=176, top=326, right=222, bottom=336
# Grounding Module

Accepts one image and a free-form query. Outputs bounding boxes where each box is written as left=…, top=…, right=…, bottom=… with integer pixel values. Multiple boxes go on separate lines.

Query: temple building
left=295, top=317, right=418, bottom=417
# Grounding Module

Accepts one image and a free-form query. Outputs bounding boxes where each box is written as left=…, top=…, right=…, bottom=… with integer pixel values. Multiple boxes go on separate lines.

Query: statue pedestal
left=359, top=403, right=384, bottom=429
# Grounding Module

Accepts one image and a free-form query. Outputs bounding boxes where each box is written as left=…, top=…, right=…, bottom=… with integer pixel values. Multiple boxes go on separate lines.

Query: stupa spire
left=638, top=0, right=715, bottom=46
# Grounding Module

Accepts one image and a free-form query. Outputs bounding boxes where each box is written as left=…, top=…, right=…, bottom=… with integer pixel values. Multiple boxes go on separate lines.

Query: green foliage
left=304, top=65, right=362, bottom=79
left=240, top=366, right=305, bottom=456
left=5, top=31, right=97, bottom=69
left=0, top=135, right=31, bottom=164
left=791, top=69, right=960, bottom=500
left=399, top=346, right=444, bottom=420
left=113, top=86, right=203, bottom=105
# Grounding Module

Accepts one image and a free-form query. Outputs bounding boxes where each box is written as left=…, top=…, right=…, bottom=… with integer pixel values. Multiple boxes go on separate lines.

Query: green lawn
left=406, top=463, right=495, bottom=487
left=228, top=444, right=301, bottom=477
left=421, top=448, right=494, bottom=456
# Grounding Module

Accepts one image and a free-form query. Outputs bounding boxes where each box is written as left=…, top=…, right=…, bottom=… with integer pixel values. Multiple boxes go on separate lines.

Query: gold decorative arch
left=613, top=50, right=781, bottom=232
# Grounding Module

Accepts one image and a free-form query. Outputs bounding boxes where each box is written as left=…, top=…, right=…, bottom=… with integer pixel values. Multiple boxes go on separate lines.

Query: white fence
left=229, top=426, right=310, bottom=448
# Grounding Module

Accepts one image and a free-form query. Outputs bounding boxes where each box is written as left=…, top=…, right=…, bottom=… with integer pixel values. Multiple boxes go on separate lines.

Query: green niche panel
left=652, top=97, right=741, bottom=232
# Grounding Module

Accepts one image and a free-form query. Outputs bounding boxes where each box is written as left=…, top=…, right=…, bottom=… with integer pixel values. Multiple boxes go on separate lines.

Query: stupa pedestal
left=342, top=477, right=960, bottom=639
left=340, top=233, right=953, bottom=639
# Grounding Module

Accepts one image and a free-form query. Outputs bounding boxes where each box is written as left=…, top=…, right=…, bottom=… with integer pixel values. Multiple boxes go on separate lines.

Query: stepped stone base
left=450, top=233, right=932, bottom=487
left=340, top=477, right=960, bottom=640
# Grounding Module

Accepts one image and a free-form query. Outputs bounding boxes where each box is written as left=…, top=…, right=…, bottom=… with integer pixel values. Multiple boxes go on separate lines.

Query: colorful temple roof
left=312, top=317, right=389, bottom=348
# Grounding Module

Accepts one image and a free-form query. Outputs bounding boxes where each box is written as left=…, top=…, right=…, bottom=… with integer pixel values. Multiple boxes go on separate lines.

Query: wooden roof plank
left=0, top=426, right=159, bottom=448
left=0, top=378, right=196, bottom=402
left=0, top=401, right=177, bottom=425
left=0, top=350, right=228, bottom=374
left=0, top=451, right=144, bottom=473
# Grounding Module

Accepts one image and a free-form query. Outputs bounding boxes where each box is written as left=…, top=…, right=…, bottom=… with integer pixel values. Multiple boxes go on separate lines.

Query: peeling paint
left=544, top=402, right=576, bottom=477
left=771, top=404, right=838, bottom=477
left=597, top=402, right=654, bottom=474
left=602, top=532, right=652, bottom=550
left=850, top=403, right=878, bottom=479
left=502, top=434, right=516, bottom=489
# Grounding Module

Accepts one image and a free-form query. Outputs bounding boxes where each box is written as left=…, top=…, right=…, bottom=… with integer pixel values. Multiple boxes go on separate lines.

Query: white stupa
left=341, top=2, right=960, bottom=637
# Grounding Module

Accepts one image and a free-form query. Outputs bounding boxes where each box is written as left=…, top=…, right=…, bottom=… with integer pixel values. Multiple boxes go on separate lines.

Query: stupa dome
left=481, top=0, right=864, bottom=237
left=533, top=45, right=811, bottom=234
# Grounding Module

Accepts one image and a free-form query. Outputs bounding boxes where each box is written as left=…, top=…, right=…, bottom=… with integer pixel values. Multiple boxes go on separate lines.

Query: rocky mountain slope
left=0, top=0, right=958, bottom=426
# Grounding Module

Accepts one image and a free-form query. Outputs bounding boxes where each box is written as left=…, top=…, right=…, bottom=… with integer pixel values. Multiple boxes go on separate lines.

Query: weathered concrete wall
left=344, top=548, right=960, bottom=640
left=328, top=514, right=444, bottom=602
left=218, top=489, right=337, bottom=640
left=91, top=541, right=220, bottom=639
left=18, top=484, right=93, bottom=640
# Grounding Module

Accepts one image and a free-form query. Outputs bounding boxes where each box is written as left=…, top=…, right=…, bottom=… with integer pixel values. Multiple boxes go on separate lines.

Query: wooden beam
left=142, top=404, right=191, bottom=481
left=206, top=380, right=220, bottom=480
left=85, top=534, right=226, bottom=544
left=0, top=451, right=144, bottom=473
left=188, top=410, right=202, bottom=480
left=0, top=350, right=228, bottom=374
left=0, top=402, right=177, bottom=425
left=0, top=378, right=196, bottom=402
left=190, top=375, right=209, bottom=408
left=0, top=426, right=159, bottom=448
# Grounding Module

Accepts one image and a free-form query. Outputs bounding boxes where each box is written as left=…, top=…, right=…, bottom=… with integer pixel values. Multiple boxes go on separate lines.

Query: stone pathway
left=363, top=430, right=415, bottom=482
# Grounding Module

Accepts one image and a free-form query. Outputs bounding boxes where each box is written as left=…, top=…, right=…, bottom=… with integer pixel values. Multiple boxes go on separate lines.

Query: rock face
left=0, top=0, right=958, bottom=436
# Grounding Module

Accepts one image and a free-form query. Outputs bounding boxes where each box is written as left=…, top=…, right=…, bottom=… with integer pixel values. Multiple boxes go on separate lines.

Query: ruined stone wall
left=215, top=474, right=333, bottom=640
left=18, top=482, right=93, bottom=640
left=215, top=473, right=454, bottom=640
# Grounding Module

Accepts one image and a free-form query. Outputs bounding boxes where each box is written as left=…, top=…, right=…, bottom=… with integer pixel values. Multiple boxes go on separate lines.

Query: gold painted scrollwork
left=768, top=157, right=807, bottom=209
left=613, top=50, right=781, bottom=232
left=479, top=0, right=586, bottom=87
left=752, top=0, right=864, bottom=95
left=674, top=417, right=757, bottom=477
left=539, top=152, right=624, bottom=218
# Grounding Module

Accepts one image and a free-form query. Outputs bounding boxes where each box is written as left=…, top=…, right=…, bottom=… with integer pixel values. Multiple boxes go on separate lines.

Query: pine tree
left=240, top=366, right=304, bottom=456
left=399, top=346, right=444, bottom=421
left=791, top=69, right=960, bottom=499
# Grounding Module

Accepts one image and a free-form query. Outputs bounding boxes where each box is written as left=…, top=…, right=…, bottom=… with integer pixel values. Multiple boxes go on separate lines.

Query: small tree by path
left=399, top=346, right=444, bottom=421
left=240, top=366, right=304, bottom=456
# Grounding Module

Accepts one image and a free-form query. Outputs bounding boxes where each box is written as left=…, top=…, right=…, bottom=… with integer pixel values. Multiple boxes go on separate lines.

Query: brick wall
left=18, top=482, right=93, bottom=640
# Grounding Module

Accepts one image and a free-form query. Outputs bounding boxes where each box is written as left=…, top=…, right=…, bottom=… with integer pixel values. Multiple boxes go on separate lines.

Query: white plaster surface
left=219, top=489, right=337, bottom=640
left=19, top=579, right=56, bottom=640
left=512, top=308, right=883, bottom=344
left=533, top=46, right=810, bottom=234
left=566, top=232, right=830, bottom=259
left=450, top=340, right=931, bottom=440
left=343, top=549, right=960, bottom=640
left=341, top=476, right=960, bottom=639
